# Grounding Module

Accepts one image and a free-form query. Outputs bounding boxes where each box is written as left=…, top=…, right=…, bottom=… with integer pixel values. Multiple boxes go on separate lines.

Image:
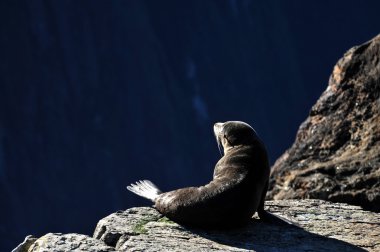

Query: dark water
left=1, top=1, right=379, bottom=251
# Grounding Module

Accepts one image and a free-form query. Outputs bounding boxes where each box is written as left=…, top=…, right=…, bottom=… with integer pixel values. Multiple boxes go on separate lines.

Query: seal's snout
left=214, top=122, right=224, bottom=156
left=213, top=122, right=223, bottom=136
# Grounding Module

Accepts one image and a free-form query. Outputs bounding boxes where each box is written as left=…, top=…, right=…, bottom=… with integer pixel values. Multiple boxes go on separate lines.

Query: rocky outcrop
left=268, top=34, right=380, bottom=212
left=13, top=200, right=380, bottom=251
left=12, top=233, right=115, bottom=252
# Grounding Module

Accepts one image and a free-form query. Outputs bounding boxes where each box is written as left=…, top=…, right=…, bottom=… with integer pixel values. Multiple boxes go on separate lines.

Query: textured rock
left=92, top=201, right=380, bottom=251
left=268, top=34, right=380, bottom=212
left=93, top=207, right=163, bottom=250
left=13, top=201, right=380, bottom=251
left=11, top=235, right=37, bottom=252
left=25, top=233, right=115, bottom=252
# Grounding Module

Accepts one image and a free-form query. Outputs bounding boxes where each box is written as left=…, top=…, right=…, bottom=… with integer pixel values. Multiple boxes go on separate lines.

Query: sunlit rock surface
left=14, top=200, right=380, bottom=251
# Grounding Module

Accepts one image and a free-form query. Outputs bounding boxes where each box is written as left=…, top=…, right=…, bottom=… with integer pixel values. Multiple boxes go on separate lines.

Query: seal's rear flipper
left=258, top=209, right=299, bottom=226
left=127, top=180, right=162, bottom=202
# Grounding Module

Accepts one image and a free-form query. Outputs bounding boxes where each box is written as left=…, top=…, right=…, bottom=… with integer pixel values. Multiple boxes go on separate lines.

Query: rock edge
left=13, top=200, right=380, bottom=252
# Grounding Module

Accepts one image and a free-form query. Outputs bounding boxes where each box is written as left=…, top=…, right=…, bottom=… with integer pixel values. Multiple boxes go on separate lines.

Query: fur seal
left=127, top=121, right=271, bottom=228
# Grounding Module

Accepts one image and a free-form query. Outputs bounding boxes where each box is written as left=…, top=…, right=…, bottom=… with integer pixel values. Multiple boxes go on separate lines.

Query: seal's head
left=214, top=121, right=258, bottom=155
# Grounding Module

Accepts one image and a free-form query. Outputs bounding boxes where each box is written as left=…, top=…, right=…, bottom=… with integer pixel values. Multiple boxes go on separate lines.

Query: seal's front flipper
left=127, top=180, right=162, bottom=202
left=257, top=182, right=299, bottom=226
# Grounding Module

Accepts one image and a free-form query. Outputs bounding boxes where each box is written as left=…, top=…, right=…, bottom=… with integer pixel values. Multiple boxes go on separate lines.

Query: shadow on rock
left=187, top=218, right=366, bottom=252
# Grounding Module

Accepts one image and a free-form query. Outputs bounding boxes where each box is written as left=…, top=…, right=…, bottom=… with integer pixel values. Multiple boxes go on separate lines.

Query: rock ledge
left=13, top=200, right=380, bottom=252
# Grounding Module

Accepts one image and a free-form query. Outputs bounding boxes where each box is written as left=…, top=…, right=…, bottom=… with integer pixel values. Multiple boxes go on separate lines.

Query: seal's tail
left=127, top=180, right=162, bottom=202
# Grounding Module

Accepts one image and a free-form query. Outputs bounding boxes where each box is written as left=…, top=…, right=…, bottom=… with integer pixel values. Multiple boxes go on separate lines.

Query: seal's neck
left=223, top=144, right=251, bottom=155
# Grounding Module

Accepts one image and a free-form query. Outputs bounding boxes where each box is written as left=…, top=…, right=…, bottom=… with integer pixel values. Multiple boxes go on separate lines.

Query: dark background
left=1, top=0, right=379, bottom=251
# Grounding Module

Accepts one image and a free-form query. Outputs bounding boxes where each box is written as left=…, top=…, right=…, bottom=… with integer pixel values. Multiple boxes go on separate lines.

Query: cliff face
left=268, top=35, right=380, bottom=211
left=13, top=200, right=380, bottom=251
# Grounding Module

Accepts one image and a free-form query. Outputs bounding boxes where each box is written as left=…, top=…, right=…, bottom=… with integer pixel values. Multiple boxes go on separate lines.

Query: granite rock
left=92, top=201, right=379, bottom=251
left=14, top=200, right=380, bottom=251
left=268, top=34, right=380, bottom=212
left=11, top=235, right=37, bottom=252
left=16, top=233, right=115, bottom=252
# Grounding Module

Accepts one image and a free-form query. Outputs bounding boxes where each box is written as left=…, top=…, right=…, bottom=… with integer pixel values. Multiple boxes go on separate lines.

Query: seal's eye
left=224, top=134, right=233, bottom=147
